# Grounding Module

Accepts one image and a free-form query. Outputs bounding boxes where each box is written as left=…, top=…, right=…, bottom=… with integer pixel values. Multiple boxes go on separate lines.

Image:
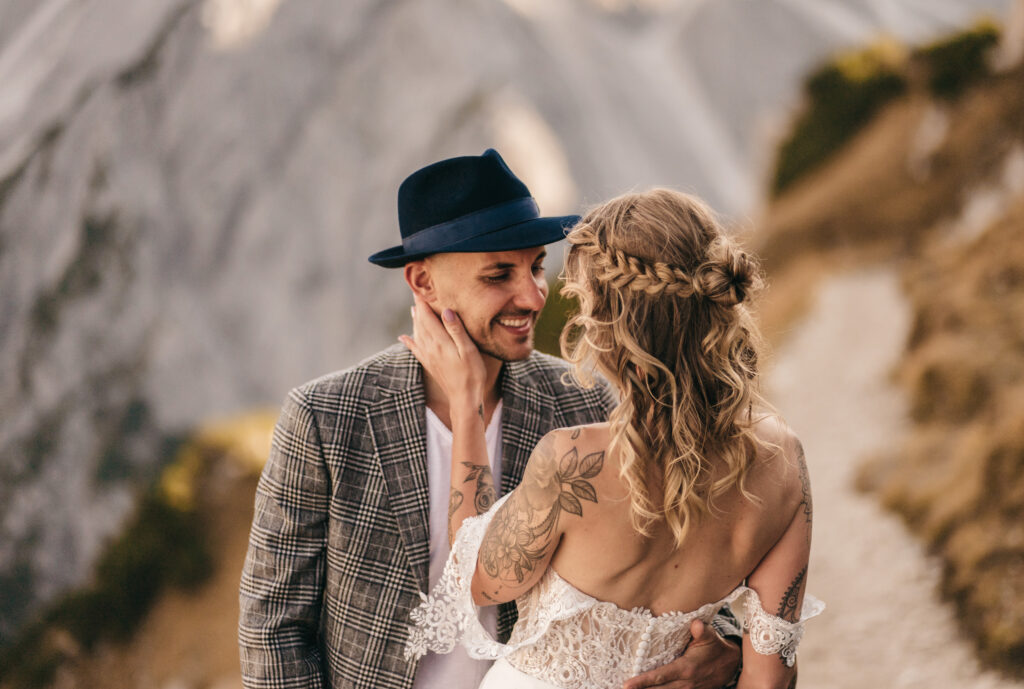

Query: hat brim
left=367, top=214, right=580, bottom=268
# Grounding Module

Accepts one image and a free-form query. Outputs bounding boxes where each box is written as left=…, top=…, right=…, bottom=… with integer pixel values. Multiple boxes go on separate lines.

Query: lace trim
left=507, top=578, right=749, bottom=683
left=404, top=493, right=825, bottom=678
left=405, top=494, right=514, bottom=661
left=735, top=588, right=825, bottom=667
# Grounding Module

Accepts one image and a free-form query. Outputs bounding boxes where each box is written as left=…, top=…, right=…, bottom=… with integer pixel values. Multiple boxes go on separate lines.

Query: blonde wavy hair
left=559, top=188, right=770, bottom=546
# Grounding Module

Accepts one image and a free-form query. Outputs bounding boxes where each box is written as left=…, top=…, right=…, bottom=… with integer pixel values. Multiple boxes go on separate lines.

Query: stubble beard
left=471, top=322, right=535, bottom=363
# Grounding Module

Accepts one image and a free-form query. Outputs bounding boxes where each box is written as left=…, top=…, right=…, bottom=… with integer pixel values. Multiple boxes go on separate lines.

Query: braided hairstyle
left=559, top=188, right=770, bottom=546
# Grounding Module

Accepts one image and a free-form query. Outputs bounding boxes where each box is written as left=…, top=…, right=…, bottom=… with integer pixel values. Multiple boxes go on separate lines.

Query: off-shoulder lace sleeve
left=733, top=588, right=825, bottom=667
left=404, top=494, right=513, bottom=662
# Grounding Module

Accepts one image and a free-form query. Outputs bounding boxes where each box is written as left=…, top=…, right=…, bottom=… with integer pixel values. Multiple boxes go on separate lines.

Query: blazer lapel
left=500, top=360, right=558, bottom=494
left=366, top=349, right=431, bottom=593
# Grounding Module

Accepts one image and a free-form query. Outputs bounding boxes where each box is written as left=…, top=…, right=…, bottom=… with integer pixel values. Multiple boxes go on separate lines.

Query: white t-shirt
left=413, top=402, right=504, bottom=689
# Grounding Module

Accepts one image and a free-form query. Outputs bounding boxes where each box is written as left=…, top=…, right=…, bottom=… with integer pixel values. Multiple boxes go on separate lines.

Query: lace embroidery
left=736, top=588, right=826, bottom=667
left=405, top=494, right=825, bottom=687
left=405, top=494, right=511, bottom=661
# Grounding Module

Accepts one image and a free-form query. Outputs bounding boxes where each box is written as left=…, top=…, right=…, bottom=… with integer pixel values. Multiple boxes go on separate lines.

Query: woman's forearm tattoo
left=776, top=566, right=807, bottom=664
left=777, top=567, right=806, bottom=622
left=795, top=441, right=812, bottom=547
left=448, top=455, right=496, bottom=543
left=478, top=433, right=604, bottom=586
left=461, top=461, right=496, bottom=514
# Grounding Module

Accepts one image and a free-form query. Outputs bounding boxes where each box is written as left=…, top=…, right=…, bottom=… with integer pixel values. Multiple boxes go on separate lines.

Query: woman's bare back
left=546, top=415, right=808, bottom=617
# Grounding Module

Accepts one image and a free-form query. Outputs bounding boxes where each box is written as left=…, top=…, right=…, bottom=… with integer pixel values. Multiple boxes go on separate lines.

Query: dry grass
left=755, top=52, right=1024, bottom=675
left=865, top=204, right=1024, bottom=673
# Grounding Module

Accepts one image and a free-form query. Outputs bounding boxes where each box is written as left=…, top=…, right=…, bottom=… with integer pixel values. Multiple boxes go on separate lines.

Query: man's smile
left=494, top=313, right=536, bottom=336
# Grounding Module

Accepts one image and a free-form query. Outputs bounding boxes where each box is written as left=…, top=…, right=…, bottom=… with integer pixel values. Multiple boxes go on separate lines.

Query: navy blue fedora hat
left=368, top=148, right=579, bottom=267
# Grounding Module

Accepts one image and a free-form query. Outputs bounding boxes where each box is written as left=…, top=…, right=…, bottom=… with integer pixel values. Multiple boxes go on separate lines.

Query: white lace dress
left=405, top=494, right=824, bottom=689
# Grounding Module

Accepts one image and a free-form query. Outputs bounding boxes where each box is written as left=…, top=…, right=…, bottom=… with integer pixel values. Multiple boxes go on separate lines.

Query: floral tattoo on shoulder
left=478, top=430, right=604, bottom=585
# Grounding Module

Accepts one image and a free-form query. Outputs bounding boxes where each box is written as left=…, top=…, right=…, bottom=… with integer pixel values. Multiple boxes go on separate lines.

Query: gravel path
left=766, top=267, right=1023, bottom=689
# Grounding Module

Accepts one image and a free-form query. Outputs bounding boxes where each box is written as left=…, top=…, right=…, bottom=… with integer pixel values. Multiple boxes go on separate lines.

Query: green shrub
left=49, top=492, right=211, bottom=648
left=0, top=624, right=61, bottom=688
left=535, top=279, right=577, bottom=357
left=915, top=20, right=1000, bottom=100
left=772, top=41, right=908, bottom=196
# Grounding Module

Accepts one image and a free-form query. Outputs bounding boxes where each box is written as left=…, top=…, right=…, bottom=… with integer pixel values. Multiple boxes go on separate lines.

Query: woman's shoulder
left=749, top=413, right=808, bottom=508
left=525, top=424, right=615, bottom=491
left=538, top=424, right=612, bottom=468
left=750, top=413, right=797, bottom=451
left=536, top=423, right=611, bottom=451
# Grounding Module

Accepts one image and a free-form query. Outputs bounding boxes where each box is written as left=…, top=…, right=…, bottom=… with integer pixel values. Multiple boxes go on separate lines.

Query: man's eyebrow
left=479, top=250, right=547, bottom=271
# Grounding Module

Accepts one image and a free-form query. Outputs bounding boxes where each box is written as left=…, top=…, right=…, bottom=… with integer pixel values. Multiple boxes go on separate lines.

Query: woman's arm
left=401, top=294, right=497, bottom=544
left=738, top=439, right=813, bottom=689
left=471, top=428, right=604, bottom=605
left=447, top=401, right=497, bottom=544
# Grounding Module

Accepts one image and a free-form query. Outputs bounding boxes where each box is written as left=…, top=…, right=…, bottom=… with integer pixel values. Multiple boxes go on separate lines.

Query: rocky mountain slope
left=0, top=0, right=1011, bottom=643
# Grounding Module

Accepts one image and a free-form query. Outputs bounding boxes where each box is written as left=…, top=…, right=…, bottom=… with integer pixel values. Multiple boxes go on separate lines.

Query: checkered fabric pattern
left=239, top=345, right=618, bottom=689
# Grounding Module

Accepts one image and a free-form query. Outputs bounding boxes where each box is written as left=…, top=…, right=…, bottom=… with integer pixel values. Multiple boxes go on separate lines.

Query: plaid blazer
left=239, top=344, right=617, bottom=689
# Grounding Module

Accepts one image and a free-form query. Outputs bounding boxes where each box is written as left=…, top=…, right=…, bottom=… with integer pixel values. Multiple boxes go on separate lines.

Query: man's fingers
left=623, top=677, right=693, bottom=689
left=688, top=619, right=707, bottom=645
left=623, top=663, right=695, bottom=689
left=625, top=621, right=737, bottom=689
left=623, top=671, right=662, bottom=689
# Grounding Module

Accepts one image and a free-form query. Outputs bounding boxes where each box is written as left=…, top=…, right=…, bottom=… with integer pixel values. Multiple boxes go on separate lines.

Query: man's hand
left=623, top=619, right=741, bottom=689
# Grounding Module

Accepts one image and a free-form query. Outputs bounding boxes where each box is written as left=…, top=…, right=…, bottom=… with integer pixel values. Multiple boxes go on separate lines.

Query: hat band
left=402, top=197, right=540, bottom=253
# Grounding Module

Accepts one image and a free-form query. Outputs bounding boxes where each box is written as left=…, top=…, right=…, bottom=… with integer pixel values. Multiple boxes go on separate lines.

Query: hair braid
left=575, top=234, right=705, bottom=300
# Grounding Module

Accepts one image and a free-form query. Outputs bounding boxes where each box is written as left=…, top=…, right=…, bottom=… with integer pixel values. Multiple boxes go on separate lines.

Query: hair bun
left=696, top=239, right=760, bottom=307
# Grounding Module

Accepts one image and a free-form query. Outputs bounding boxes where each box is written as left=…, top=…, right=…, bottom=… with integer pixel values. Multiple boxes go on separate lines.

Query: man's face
left=420, top=247, right=549, bottom=362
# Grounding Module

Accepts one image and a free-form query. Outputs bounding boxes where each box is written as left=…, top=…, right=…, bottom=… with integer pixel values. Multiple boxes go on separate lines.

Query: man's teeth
left=498, top=317, right=530, bottom=328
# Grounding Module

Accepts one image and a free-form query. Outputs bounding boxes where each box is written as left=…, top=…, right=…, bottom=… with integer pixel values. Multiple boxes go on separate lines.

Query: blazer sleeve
left=239, top=387, right=330, bottom=689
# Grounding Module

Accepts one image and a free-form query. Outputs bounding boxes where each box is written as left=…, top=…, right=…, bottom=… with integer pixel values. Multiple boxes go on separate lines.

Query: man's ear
left=404, top=260, right=437, bottom=303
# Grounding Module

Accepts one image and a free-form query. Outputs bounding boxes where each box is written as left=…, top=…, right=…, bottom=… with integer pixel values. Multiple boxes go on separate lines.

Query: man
left=239, top=149, right=742, bottom=689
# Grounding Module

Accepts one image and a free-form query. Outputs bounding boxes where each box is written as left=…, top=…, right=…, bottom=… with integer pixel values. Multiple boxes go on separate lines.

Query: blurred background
left=1, top=0, right=1022, bottom=687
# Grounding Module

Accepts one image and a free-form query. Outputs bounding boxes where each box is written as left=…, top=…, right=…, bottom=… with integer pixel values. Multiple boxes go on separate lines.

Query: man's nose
left=513, top=274, right=547, bottom=312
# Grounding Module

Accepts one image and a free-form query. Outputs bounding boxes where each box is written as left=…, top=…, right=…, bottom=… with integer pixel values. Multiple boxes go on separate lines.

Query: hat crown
left=398, top=149, right=531, bottom=237
left=368, top=148, right=577, bottom=267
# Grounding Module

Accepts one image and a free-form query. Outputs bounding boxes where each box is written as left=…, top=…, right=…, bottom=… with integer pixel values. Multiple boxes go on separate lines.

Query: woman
left=401, top=189, right=822, bottom=689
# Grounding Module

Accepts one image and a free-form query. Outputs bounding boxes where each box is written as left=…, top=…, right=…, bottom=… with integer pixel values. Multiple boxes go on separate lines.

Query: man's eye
left=532, top=264, right=545, bottom=275
left=482, top=274, right=509, bottom=284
